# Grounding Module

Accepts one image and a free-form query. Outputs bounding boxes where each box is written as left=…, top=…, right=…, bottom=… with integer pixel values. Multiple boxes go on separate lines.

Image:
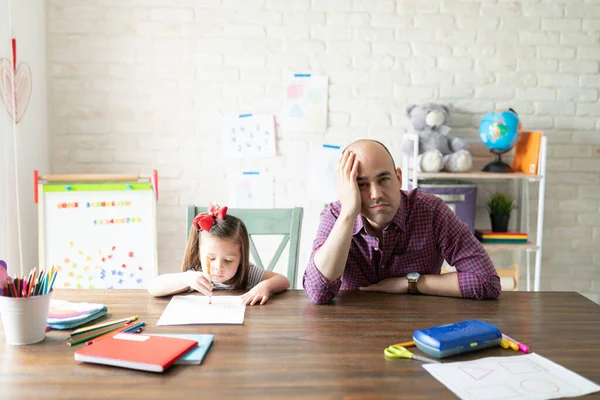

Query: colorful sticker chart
left=281, top=74, right=328, bottom=133
left=38, top=182, right=158, bottom=289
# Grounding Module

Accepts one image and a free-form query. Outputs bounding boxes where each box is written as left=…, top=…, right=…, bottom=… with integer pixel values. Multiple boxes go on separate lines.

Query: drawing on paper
left=307, top=143, right=342, bottom=204
left=224, top=114, right=277, bottom=159
left=282, top=75, right=328, bottom=132
left=0, top=39, right=32, bottom=124
left=423, top=353, right=600, bottom=400
left=229, top=172, right=273, bottom=209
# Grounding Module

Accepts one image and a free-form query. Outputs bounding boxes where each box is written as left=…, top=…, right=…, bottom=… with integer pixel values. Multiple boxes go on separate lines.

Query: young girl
left=147, top=204, right=290, bottom=305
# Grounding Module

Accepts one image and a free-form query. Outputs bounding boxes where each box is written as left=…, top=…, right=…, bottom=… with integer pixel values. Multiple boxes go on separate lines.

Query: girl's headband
left=193, top=204, right=228, bottom=232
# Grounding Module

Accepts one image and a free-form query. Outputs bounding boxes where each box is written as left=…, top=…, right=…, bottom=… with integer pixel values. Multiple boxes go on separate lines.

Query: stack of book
left=475, top=230, right=528, bottom=244
left=47, top=299, right=108, bottom=330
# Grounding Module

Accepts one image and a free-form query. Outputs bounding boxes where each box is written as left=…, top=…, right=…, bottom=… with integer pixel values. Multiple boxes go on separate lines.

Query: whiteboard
left=38, top=183, right=157, bottom=289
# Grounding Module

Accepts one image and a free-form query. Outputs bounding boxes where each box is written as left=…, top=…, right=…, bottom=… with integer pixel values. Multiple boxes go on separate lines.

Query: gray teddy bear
left=401, top=103, right=473, bottom=173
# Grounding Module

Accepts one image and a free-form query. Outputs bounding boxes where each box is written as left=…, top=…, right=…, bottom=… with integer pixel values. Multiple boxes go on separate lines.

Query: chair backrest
left=186, top=206, right=303, bottom=288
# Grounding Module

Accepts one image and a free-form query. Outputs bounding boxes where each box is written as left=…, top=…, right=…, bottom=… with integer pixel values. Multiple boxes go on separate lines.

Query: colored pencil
left=70, top=316, right=138, bottom=337
left=68, top=322, right=133, bottom=346
left=86, top=322, right=145, bottom=346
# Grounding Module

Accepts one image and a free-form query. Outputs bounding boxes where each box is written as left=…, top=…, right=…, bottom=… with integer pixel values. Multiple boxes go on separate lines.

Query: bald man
left=303, top=140, right=501, bottom=304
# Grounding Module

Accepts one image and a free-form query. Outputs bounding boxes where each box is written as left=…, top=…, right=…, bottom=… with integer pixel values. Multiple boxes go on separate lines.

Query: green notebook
left=149, top=334, right=213, bottom=365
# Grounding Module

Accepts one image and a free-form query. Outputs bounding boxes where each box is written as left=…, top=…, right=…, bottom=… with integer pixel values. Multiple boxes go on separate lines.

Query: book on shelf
left=512, top=131, right=543, bottom=175
left=475, top=230, right=528, bottom=244
left=74, top=333, right=198, bottom=373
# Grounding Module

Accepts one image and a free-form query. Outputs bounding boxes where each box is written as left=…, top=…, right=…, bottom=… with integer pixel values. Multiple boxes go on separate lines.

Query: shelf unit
left=401, top=133, right=548, bottom=291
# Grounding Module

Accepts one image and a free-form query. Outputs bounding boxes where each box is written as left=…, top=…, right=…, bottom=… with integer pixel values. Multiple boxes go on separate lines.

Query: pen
left=502, top=333, right=530, bottom=353
left=206, top=256, right=212, bottom=305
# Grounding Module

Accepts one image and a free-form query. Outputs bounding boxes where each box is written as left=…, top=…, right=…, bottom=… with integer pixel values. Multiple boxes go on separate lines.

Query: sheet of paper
left=228, top=171, right=274, bottom=208
left=307, top=143, right=342, bottom=204
left=423, top=353, right=600, bottom=400
left=223, top=114, right=277, bottom=159
left=156, top=295, right=245, bottom=325
left=281, top=74, right=328, bottom=132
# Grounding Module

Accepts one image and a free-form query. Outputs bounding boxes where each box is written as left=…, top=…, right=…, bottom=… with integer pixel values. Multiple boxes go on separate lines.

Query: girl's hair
left=181, top=213, right=250, bottom=290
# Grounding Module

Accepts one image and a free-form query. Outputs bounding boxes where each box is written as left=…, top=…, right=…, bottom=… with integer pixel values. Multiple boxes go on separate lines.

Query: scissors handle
left=412, top=354, right=440, bottom=364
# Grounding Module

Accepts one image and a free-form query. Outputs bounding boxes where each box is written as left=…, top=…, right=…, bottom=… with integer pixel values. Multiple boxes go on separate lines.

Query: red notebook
left=74, top=333, right=197, bottom=373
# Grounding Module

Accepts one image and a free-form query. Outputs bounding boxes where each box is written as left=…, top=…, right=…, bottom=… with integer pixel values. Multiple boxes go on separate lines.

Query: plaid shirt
left=303, top=189, right=501, bottom=304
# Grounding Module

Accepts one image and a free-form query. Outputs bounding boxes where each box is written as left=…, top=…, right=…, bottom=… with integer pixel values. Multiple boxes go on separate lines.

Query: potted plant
left=487, top=192, right=514, bottom=232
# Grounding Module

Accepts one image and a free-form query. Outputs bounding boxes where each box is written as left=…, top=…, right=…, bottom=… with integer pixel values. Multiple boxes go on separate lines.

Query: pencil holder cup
left=0, top=292, right=52, bottom=345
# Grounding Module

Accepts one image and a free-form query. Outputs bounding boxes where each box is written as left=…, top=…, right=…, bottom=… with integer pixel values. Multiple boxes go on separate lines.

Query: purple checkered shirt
left=303, top=189, right=501, bottom=304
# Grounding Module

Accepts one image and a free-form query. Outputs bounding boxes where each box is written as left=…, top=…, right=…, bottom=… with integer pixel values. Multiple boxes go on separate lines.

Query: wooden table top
left=1, top=290, right=599, bottom=400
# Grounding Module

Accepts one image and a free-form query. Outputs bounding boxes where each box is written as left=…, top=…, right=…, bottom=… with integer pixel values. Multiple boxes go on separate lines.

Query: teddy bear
left=401, top=103, right=473, bottom=173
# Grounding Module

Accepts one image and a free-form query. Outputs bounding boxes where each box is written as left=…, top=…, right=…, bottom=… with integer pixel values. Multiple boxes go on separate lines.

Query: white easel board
left=38, top=182, right=157, bottom=289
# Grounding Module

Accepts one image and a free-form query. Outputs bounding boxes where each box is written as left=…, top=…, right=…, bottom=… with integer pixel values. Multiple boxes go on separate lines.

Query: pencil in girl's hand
left=206, top=256, right=212, bottom=305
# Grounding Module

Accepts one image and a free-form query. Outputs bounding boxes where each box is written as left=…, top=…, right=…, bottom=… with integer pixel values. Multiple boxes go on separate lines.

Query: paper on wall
left=281, top=74, right=328, bottom=132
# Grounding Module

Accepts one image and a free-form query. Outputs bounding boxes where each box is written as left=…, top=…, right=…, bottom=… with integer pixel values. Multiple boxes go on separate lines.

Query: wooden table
left=1, top=290, right=600, bottom=399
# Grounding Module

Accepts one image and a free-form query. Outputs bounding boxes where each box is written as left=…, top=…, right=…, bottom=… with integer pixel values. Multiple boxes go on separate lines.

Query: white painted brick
left=453, top=45, right=495, bottom=58
left=354, top=28, right=395, bottom=41
left=329, top=97, right=368, bottom=112
left=561, top=60, right=599, bottom=73
left=573, top=159, right=600, bottom=172
left=222, top=0, right=265, bottom=9
left=522, top=3, right=564, bottom=17
left=48, top=19, right=91, bottom=33
left=519, top=31, right=560, bottom=45
left=414, top=15, right=455, bottom=30
left=328, top=112, right=350, bottom=126
left=410, top=70, right=452, bottom=86
left=498, top=17, right=542, bottom=31
left=266, top=25, right=309, bottom=39
left=311, top=0, right=353, bottom=11
left=577, top=103, right=600, bottom=116
left=224, top=54, right=266, bottom=68
left=579, top=186, right=600, bottom=199
left=558, top=89, right=598, bottom=102
left=283, top=40, right=325, bottom=55
left=181, top=24, right=223, bottom=38
left=476, top=58, right=516, bottom=72
left=583, top=19, right=600, bottom=32
left=455, top=71, right=495, bottom=85
left=70, top=150, right=114, bottom=164
left=411, top=43, right=451, bottom=57
left=535, top=101, right=576, bottom=116
left=519, top=116, right=554, bottom=129
left=282, top=11, right=325, bottom=24
left=516, top=88, right=556, bottom=101
left=558, top=199, right=598, bottom=212
left=440, top=1, right=479, bottom=16
left=562, top=32, right=599, bottom=46
left=48, top=6, right=107, bottom=20
left=196, top=66, right=239, bottom=82
left=223, top=25, right=265, bottom=38
left=439, top=58, right=473, bottom=70
left=266, top=0, right=309, bottom=10
left=354, top=0, right=395, bottom=12
left=109, top=65, right=152, bottom=79
left=106, top=7, right=150, bottom=21
left=549, top=144, right=592, bottom=158
left=400, top=57, right=436, bottom=71
left=325, top=40, right=370, bottom=56
left=477, top=31, right=519, bottom=45
left=566, top=4, right=600, bottom=17
left=371, top=13, right=412, bottom=28
left=352, top=55, right=395, bottom=70
left=538, top=74, right=579, bottom=88
left=439, top=86, right=474, bottom=99
left=555, top=116, right=597, bottom=129
left=539, top=46, right=576, bottom=60
left=542, top=18, right=582, bottom=31
left=578, top=46, right=600, bottom=60
left=474, top=86, right=515, bottom=100
left=548, top=172, right=598, bottom=185
left=311, top=26, right=352, bottom=40
left=372, top=42, right=411, bottom=57
left=136, top=22, right=182, bottom=36
left=327, top=12, right=370, bottom=26
left=149, top=7, right=194, bottom=21
left=311, top=55, right=352, bottom=69
left=267, top=54, right=310, bottom=68
left=402, top=29, right=438, bottom=42
left=393, top=86, right=436, bottom=101
left=457, top=17, right=498, bottom=30
left=518, top=59, right=559, bottom=72
left=350, top=113, right=391, bottom=127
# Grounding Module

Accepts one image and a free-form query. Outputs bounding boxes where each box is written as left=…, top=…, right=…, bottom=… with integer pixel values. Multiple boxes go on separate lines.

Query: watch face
left=407, top=272, right=420, bottom=280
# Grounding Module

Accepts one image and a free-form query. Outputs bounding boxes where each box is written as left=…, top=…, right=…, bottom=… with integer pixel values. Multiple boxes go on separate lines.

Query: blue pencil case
left=413, top=320, right=502, bottom=359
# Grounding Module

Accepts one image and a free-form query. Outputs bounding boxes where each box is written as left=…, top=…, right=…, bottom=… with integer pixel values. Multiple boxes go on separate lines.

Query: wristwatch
left=406, top=272, right=421, bottom=294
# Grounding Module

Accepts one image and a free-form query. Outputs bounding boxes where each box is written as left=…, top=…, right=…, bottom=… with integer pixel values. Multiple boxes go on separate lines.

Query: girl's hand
left=187, top=271, right=213, bottom=297
left=241, top=282, right=270, bottom=306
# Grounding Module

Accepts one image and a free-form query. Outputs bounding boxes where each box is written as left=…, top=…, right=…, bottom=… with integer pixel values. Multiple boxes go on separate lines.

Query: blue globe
left=479, top=110, right=522, bottom=153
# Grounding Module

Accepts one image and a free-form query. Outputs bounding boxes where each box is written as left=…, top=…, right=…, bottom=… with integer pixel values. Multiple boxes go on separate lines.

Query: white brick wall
left=47, top=0, right=600, bottom=301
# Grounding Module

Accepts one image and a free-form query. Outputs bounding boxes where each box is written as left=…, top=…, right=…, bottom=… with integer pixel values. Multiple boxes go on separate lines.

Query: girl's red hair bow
left=193, top=204, right=228, bottom=232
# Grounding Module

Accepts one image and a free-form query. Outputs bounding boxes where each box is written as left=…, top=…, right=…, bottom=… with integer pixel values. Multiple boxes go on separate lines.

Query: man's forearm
left=418, top=273, right=462, bottom=298
left=313, top=212, right=356, bottom=282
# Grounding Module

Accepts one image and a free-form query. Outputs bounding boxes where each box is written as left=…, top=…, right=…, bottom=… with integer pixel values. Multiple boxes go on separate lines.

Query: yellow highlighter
left=501, top=336, right=519, bottom=351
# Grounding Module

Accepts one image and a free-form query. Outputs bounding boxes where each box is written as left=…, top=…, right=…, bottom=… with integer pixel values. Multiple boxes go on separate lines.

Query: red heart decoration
left=0, top=58, right=32, bottom=124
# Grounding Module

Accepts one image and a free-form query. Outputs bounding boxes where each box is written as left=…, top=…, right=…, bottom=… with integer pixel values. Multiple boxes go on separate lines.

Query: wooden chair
left=186, top=206, right=303, bottom=288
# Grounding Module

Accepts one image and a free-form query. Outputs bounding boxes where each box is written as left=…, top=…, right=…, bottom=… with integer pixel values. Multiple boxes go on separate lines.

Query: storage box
left=416, top=181, right=477, bottom=233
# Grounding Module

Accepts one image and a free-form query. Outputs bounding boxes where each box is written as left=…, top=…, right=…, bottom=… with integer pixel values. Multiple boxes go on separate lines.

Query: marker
left=502, top=334, right=530, bottom=353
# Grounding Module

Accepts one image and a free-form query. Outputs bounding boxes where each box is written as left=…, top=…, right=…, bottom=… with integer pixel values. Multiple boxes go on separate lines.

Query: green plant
left=487, top=192, right=514, bottom=216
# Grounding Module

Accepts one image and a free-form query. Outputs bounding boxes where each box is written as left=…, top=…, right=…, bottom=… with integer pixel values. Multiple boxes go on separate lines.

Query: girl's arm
left=147, top=272, right=191, bottom=297
left=260, top=271, right=290, bottom=294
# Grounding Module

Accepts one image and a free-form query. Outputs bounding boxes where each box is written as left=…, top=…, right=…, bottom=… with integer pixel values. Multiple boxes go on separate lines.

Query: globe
left=479, top=109, right=522, bottom=172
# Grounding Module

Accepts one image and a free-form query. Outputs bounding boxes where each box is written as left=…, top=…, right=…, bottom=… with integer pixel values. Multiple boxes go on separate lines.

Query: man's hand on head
left=337, top=150, right=361, bottom=219
left=359, top=277, right=408, bottom=294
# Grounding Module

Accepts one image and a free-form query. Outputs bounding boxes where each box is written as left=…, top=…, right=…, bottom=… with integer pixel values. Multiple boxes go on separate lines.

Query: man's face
left=353, top=146, right=402, bottom=231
